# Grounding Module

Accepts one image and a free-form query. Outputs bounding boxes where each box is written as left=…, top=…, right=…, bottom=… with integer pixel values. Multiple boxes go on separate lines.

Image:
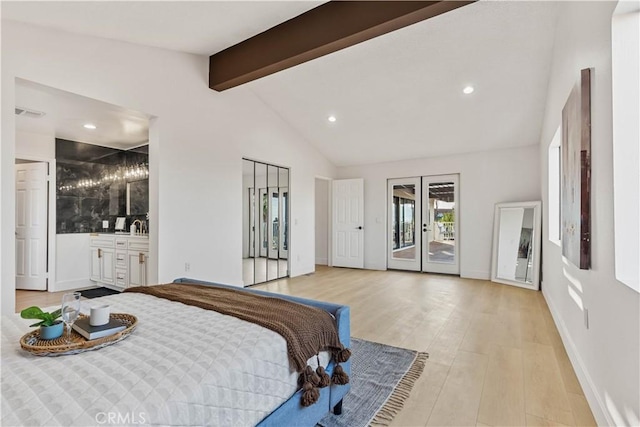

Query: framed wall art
left=562, top=68, right=592, bottom=269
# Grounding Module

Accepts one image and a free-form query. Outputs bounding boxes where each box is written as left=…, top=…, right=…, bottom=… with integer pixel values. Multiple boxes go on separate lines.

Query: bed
left=1, top=278, right=351, bottom=426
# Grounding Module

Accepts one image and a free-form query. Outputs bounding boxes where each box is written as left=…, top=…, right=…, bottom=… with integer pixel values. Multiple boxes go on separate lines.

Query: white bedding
left=1, top=292, right=329, bottom=426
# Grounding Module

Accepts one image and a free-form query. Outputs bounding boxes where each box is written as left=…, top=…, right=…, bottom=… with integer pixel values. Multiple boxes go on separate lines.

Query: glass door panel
left=422, top=174, right=459, bottom=274
left=254, top=163, right=268, bottom=284
left=242, top=159, right=255, bottom=285
left=278, top=168, right=289, bottom=279
left=387, top=177, right=421, bottom=271
left=267, top=165, right=279, bottom=281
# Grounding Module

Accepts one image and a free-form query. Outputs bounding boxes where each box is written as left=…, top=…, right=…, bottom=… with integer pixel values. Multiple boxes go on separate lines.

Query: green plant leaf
left=21, top=306, right=62, bottom=327
left=20, top=306, right=46, bottom=320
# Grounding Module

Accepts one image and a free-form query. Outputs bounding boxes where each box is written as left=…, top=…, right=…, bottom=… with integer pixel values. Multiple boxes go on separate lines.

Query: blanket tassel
left=300, top=365, right=320, bottom=407
left=316, top=366, right=331, bottom=388
left=331, top=364, right=350, bottom=385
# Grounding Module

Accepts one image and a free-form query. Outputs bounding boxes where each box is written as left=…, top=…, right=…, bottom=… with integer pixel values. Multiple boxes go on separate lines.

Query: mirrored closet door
left=242, top=159, right=289, bottom=286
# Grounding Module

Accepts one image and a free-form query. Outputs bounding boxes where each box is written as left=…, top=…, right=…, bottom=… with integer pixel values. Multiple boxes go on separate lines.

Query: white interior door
left=422, top=174, right=460, bottom=275
left=388, top=177, right=422, bottom=271
left=15, top=162, right=48, bottom=290
left=332, top=178, right=364, bottom=268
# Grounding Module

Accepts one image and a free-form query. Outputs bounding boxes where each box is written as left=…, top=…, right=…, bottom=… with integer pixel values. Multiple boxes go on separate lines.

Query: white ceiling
left=2, top=1, right=323, bottom=55
left=4, top=1, right=560, bottom=166
left=16, top=79, right=150, bottom=150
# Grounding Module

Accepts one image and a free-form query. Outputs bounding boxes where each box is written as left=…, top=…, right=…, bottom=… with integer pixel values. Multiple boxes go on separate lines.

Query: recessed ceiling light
left=463, top=86, right=474, bottom=95
left=83, top=123, right=97, bottom=129
left=328, top=115, right=337, bottom=123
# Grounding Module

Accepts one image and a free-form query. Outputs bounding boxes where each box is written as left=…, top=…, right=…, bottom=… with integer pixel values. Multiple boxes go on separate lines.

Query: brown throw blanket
left=125, top=283, right=350, bottom=406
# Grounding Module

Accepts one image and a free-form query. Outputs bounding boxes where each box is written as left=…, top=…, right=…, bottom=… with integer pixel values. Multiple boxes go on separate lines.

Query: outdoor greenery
left=439, top=210, right=455, bottom=223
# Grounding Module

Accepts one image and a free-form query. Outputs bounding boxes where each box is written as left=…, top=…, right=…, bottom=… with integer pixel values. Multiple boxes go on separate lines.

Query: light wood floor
left=16, top=266, right=595, bottom=427
left=257, top=266, right=595, bottom=427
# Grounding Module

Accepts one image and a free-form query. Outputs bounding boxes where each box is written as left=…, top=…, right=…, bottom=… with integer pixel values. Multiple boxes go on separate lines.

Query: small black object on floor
left=80, top=287, right=121, bottom=299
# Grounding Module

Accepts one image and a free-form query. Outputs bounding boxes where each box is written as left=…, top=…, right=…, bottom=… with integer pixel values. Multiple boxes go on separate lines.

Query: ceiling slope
left=245, top=1, right=560, bottom=166
left=3, top=1, right=559, bottom=167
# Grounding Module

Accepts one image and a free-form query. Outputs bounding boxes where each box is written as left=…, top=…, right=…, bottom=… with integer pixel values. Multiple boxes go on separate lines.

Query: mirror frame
left=491, top=201, right=542, bottom=290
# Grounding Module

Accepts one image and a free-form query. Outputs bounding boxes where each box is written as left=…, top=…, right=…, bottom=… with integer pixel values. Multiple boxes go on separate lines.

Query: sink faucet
left=131, top=219, right=143, bottom=235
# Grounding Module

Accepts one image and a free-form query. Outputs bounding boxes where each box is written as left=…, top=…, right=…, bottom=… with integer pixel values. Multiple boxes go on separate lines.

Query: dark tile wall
left=56, top=139, right=149, bottom=233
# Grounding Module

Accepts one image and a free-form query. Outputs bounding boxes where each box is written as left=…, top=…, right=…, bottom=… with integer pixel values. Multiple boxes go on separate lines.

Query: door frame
left=15, top=155, right=56, bottom=292
left=314, top=176, right=333, bottom=268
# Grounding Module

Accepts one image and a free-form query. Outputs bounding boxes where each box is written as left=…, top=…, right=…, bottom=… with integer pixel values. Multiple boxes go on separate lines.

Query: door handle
left=98, top=248, right=102, bottom=258
left=356, top=226, right=363, bottom=230
left=139, top=253, right=145, bottom=264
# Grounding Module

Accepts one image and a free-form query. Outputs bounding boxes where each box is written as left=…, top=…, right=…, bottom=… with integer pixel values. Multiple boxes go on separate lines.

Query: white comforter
left=1, top=292, right=327, bottom=426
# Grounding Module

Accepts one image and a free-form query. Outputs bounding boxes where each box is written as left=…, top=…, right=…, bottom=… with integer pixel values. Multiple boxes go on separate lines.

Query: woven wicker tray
left=20, top=313, right=138, bottom=356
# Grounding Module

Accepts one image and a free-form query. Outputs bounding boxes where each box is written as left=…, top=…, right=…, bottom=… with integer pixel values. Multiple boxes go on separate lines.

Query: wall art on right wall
left=562, top=68, right=592, bottom=269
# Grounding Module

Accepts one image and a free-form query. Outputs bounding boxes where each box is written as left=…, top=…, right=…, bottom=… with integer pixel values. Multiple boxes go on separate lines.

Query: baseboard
left=52, top=279, right=96, bottom=293
left=461, top=270, right=490, bottom=280
left=542, top=289, right=613, bottom=426
left=315, top=258, right=328, bottom=266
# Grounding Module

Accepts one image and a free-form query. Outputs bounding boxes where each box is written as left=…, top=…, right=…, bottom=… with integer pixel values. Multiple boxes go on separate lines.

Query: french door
left=388, top=174, right=459, bottom=275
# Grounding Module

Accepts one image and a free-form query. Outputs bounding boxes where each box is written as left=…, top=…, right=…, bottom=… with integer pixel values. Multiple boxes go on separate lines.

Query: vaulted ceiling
left=3, top=1, right=559, bottom=167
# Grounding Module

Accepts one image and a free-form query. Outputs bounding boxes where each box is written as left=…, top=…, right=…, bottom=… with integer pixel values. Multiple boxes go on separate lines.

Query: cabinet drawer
left=90, top=237, right=115, bottom=248
left=115, top=269, right=127, bottom=287
left=115, top=251, right=127, bottom=268
left=128, top=240, right=149, bottom=251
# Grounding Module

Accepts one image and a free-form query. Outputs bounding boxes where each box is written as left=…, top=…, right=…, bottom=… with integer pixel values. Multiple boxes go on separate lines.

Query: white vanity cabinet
left=90, top=234, right=149, bottom=291
left=115, top=238, right=128, bottom=289
left=127, top=238, right=149, bottom=288
left=90, top=236, right=116, bottom=286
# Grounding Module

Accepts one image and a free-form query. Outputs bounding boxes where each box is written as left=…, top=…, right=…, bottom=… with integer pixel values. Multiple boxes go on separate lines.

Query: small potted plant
left=20, top=306, right=63, bottom=340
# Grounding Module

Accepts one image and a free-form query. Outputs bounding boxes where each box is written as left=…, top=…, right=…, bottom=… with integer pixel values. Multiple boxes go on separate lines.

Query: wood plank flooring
left=15, top=266, right=596, bottom=426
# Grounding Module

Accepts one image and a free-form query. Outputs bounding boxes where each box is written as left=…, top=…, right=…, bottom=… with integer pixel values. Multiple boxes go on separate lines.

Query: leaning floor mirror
left=491, top=201, right=542, bottom=290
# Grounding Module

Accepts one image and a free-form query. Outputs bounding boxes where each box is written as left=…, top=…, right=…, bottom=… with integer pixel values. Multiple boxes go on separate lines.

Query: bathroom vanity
left=90, top=233, right=149, bottom=291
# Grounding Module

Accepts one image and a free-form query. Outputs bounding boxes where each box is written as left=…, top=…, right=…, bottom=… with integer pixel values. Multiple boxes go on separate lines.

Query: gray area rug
left=318, top=338, right=428, bottom=427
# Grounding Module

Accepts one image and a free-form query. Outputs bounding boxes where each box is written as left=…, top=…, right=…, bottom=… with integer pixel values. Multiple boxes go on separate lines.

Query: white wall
left=15, top=130, right=54, bottom=159
left=314, top=178, right=329, bottom=265
left=538, top=2, right=639, bottom=425
left=337, top=144, right=540, bottom=278
left=1, top=21, right=336, bottom=315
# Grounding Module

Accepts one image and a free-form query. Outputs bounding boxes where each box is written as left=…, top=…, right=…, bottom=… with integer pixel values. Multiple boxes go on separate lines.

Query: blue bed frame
left=173, top=278, right=351, bottom=427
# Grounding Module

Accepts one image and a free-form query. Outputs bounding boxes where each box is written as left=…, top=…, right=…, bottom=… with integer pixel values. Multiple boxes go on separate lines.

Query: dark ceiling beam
left=209, top=1, right=475, bottom=92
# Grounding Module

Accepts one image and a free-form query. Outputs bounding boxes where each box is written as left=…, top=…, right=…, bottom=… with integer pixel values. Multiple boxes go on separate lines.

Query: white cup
left=90, top=305, right=110, bottom=326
